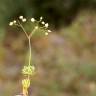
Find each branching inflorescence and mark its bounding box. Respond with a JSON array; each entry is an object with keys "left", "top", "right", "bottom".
[{"left": 9, "top": 16, "right": 52, "bottom": 96}]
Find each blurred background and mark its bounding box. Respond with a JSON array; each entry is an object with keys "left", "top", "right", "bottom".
[{"left": 0, "top": 0, "right": 96, "bottom": 96}]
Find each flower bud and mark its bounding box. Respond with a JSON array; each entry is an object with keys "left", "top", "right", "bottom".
[
  {"left": 19, "top": 16, "right": 23, "bottom": 19},
  {"left": 9, "top": 22, "right": 13, "bottom": 26},
  {"left": 45, "top": 23, "right": 49, "bottom": 28},
  {"left": 31, "top": 18, "right": 35, "bottom": 22}
]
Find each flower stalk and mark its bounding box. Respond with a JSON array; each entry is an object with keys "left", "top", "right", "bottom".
[{"left": 9, "top": 16, "right": 52, "bottom": 96}]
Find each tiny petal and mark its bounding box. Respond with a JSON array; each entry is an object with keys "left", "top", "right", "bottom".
[
  {"left": 35, "top": 26, "right": 38, "bottom": 29},
  {"left": 9, "top": 22, "right": 13, "bottom": 26},
  {"left": 19, "top": 16, "right": 23, "bottom": 19},
  {"left": 22, "top": 18, "right": 26, "bottom": 22},
  {"left": 31, "top": 18, "right": 35, "bottom": 22},
  {"left": 45, "top": 32, "right": 48, "bottom": 35},
  {"left": 48, "top": 30, "right": 52, "bottom": 32},
  {"left": 13, "top": 20, "right": 16, "bottom": 24},
  {"left": 45, "top": 23, "right": 49, "bottom": 28},
  {"left": 41, "top": 21, "right": 45, "bottom": 24},
  {"left": 40, "top": 16, "right": 43, "bottom": 20}
]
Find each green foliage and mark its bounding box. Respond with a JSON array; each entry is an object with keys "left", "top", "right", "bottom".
[{"left": 22, "top": 65, "right": 35, "bottom": 75}]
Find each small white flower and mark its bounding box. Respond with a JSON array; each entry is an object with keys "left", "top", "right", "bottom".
[
  {"left": 45, "top": 32, "right": 48, "bottom": 35},
  {"left": 31, "top": 18, "right": 35, "bottom": 22},
  {"left": 35, "top": 26, "right": 38, "bottom": 29},
  {"left": 9, "top": 22, "right": 13, "bottom": 26},
  {"left": 13, "top": 20, "right": 16, "bottom": 24},
  {"left": 45, "top": 23, "right": 49, "bottom": 28},
  {"left": 22, "top": 18, "right": 26, "bottom": 22},
  {"left": 19, "top": 16, "right": 23, "bottom": 19},
  {"left": 48, "top": 30, "right": 52, "bottom": 32},
  {"left": 41, "top": 21, "right": 45, "bottom": 24},
  {"left": 40, "top": 16, "right": 43, "bottom": 20}
]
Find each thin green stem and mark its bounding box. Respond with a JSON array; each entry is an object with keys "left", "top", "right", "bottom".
[
  {"left": 17, "top": 20, "right": 29, "bottom": 39},
  {"left": 29, "top": 28, "right": 36, "bottom": 38},
  {"left": 28, "top": 37, "right": 31, "bottom": 66},
  {"left": 17, "top": 20, "right": 37, "bottom": 67}
]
